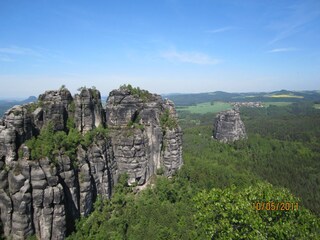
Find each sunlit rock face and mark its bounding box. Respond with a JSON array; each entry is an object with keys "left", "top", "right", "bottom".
[
  {"left": 213, "top": 109, "right": 247, "bottom": 143},
  {"left": 0, "top": 86, "right": 183, "bottom": 239},
  {"left": 105, "top": 87, "right": 183, "bottom": 185},
  {"left": 74, "top": 88, "right": 105, "bottom": 133}
]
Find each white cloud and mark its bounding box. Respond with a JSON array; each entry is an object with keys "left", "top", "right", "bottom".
[
  {"left": 161, "top": 49, "right": 221, "bottom": 65},
  {"left": 206, "top": 26, "right": 234, "bottom": 34},
  {"left": 268, "top": 48, "right": 298, "bottom": 53},
  {"left": 0, "top": 46, "right": 41, "bottom": 57}
]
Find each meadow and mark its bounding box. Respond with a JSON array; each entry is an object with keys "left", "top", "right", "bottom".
[
  {"left": 177, "top": 101, "right": 232, "bottom": 114},
  {"left": 269, "top": 94, "right": 304, "bottom": 98},
  {"left": 177, "top": 101, "right": 294, "bottom": 113},
  {"left": 263, "top": 102, "right": 293, "bottom": 107}
]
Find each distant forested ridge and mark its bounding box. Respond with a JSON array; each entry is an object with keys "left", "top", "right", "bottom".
[
  {"left": 0, "top": 96, "right": 37, "bottom": 116},
  {"left": 167, "top": 90, "right": 320, "bottom": 106}
]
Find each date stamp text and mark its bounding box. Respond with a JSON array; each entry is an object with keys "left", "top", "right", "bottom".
[{"left": 253, "top": 202, "right": 299, "bottom": 211}]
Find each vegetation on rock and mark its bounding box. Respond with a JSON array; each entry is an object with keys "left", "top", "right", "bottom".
[
  {"left": 160, "top": 109, "right": 178, "bottom": 130},
  {"left": 25, "top": 122, "right": 81, "bottom": 162},
  {"left": 120, "top": 84, "right": 152, "bottom": 101},
  {"left": 25, "top": 120, "right": 108, "bottom": 163},
  {"left": 127, "top": 112, "right": 144, "bottom": 130}
]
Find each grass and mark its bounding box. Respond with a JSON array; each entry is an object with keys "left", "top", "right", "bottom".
[
  {"left": 263, "top": 102, "right": 293, "bottom": 107},
  {"left": 177, "top": 101, "right": 232, "bottom": 114},
  {"left": 177, "top": 101, "right": 296, "bottom": 114},
  {"left": 314, "top": 104, "right": 320, "bottom": 109},
  {"left": 177, "top": 101, "right": 300, "bottom": 114},
  {"left": 268, "top": 94, "right": 304, "bottom": 99}
]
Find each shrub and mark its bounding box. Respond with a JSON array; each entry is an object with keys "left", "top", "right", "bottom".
[
  {"left": 193, "top": 183, "right": 320, "bottom": 239},
  {"left": 120, "top": 84, "right": 152, "bottom": 102},
  {"left": 81, "top": 125, "right": 109, "bottom": 148},
  {"left": 160, "top": 109, "right": 178, "bottom": 130},
  {"left": 25, "top": 122, "right": 109, "bottom": 164}
]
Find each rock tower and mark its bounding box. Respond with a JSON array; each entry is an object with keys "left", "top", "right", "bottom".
[
  {"left": 0, "top": 85, "right": 183, "bottom": 239},
  {"left": 213, "top": 109, "right": 247, "bottom": 143}
]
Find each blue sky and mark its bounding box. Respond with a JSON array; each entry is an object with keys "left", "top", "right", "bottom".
[{"left": 0, "top": 0, "right": 319, "bottom": 98}]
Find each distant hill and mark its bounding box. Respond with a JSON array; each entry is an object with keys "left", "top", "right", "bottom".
[
  {"left": 0, "top": 96, "right": 37, "bottom": 117},
  {"left": 166, "top": 90, "right": 320, "bottom": 106}
]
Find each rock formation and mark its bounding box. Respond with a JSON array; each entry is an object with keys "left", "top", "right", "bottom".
[
  {"left": 213, "top": 109, "right": 247, "bottom": 143},
  {"left": 74, "top": 87, "right": 105, "bottom": 133},
  {"left": 106, "top": 86, "right": 183, "bottom": 184},
  {"left": 0, "top": 85, "right": 183, "bottom": 239}
]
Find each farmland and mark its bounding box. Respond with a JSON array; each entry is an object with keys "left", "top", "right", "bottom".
[{"left": 176, "top": 101, "right": 232, "bottom": 114}]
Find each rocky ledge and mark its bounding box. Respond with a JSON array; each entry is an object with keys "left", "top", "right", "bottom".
[
  {"left": 213, "top": 109, "right": 247, "bottom": 143},
  {"left": 0, "top": 85, "right": 183, "bottom": 239}
]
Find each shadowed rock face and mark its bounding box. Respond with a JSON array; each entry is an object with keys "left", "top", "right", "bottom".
[
  {"left": 0, "top": 86, "right": 183, "bottom": 240},
  {"left": 213, "top": 109, "right": 247, "bottom": 143}
]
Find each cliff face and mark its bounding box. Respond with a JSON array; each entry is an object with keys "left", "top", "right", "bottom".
[
  {"left": 0, "top": 86, "right": 183, "bottom": 240},
  {"left": 106, "top": 87, "right": 182, "bottom": 184},
  {"left": 74, "top": 88, "right": 105, "bottom": 133},
  {"left": 213, "top": 109, "right": 247, "bottom": 143}
]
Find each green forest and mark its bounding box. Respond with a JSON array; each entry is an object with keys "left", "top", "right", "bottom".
[
  {"left": 67, "top": 101, "right": 320, "bottom": 239},
  {"left": 167, "top": 90, "right": 320, "bottom": 106}
]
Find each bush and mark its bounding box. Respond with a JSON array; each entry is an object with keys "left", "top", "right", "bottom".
[
  {"left": 120, "top": 84, "right": 152, "bottom": 102},
  {"left": 81, "top": 125, "right": 109, "bottom": 148},
  {"left": 126, "top": 113, "right": 144, "bottom": 130},
  {"left": 160, "top": 109, "right": 178, "bottom": 130},
  {"left": 193, "top": 183, "right": 320, "bottom": 239},
  {"left": 25, "top": 122, "right": 108, "bottom": 163}
]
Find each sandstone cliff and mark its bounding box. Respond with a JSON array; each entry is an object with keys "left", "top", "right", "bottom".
[
  {"left": 0, "top": 85, "right": 183, "bottom": 239},
  {"left": 213, "top": 109, "right": 247, "bottom": 143}
]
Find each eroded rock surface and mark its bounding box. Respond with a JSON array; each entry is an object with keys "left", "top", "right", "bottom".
[
  {"left": 38, "top": 88, "right": 73, "bottom": 131},
  {"left": 213, "top": 109, "right": 247, "bottom": 143},
  {"left": 106, "top": 87, "right": 183, "bottom": 184},
  {"left": 0, "top": 86, "right": 183, "bottom": 239},
  {"left": 74, "top": 88, "right": 105, "bottom": 133}
]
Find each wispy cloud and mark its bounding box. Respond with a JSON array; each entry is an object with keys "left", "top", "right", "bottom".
[
  {"left": 0, "top": 46, "right": 42, "bottom": 57},
  {"left": 161, "top": 49, "right": 221, "bottom": 65},
  {"left": 206, "top": 26, "right": 234, "bottom": 34},
  {"left": 0, "top": 46, "right": 75, "bottom": 65},
  {"left": 268, "top": 47, "right": 298, "bottom": 53},
  {"left": 268, "top": 3, "right": 320, "bottom": 44}
]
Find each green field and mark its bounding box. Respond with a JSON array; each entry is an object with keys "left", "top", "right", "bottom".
[
  {"left": 268, "top": 94, "right": 304, "bottom": 99},
  {"left": 263, "top": 102, "right": 293, "bottom": 107},
  {"left": 314, "top": 103, "right": 320, "bottom": 109},
  {"left": 177, "top": 101, "right": 232, "bottom": 114},
  {"left": 177, "top": 101, "right": 296, "bottom": 114}
]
